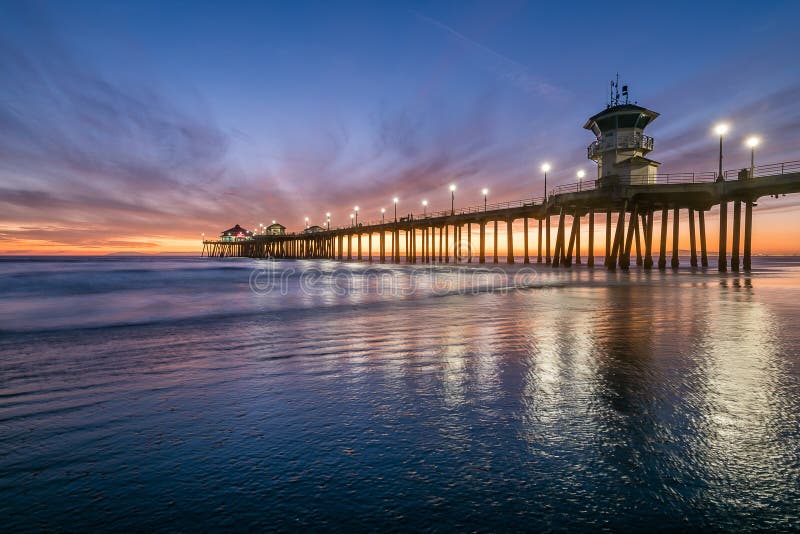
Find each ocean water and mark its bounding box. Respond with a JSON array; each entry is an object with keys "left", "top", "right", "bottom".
[{"left": 1, "top": 256, "right": 799, "bottom": 530}]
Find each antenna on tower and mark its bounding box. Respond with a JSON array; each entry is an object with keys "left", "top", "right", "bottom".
[
  {"left": 609, "top": 74, "right": 623, "bottom": 107},
  {"left": 622, "top": 84, "right": 629, "bottom": 104}
]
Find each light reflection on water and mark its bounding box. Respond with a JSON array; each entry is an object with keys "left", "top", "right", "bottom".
[{"left": 0, "top": 256, "right": 799, "bottom": 530}]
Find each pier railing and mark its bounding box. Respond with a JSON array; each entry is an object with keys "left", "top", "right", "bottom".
[
  {"left": 588, "top": 134, "right": 654, "bottom": 159},
  {"left": 548, "top": 163, "right": 800, "bottom": 196},
  {"left": 328, "top": 196, "right": 546, "bottom": 230},
  {"left": 724, "top": 159, "right": 800, "bottom": 180}
]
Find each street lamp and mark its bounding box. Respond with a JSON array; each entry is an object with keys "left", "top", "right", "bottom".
[
  {"left": 746, "top": 136, "right": 760, "bottom": 179},
  {"left": 350, "top": 213, "right": 354, "bottom": 227},
  {"left": 577, "top": 169, "right": 585, "bottom": 191},
  {"left": 201, "top": 232, "right": 205, "bottom": 241},
  {"left": 354, "top": 206, "right": 359, "bottom": 226},
  {"left": 482, "top": 188, "right": 488, "bottom": 211},
  {"left": 326, "top": 212, "right": 331, "bottom": 230},
  {"left": 393, "top": 197, "right": 399, "bottom": 222},
  {"left": 422, "top": 200, "right": 428, "bottom": 217},
  {"left": 381, "top": 207, "right": 386, "bottom": 224},
  {"left": 450, "top": 184, "right": 456, "bottom": 215},
  {"left": 304, "top": 216, "right": 309, "bottom": 228},
  {"left": 714, "top": 123, "right": 729, "bottom": 181},
  {"left": 541, "top": 163, "right": 551, "bottom": 200}
]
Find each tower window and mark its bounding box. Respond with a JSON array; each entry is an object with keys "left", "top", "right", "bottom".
[{"left": 618, "top": 113, "right": 640, "bottom": 128}]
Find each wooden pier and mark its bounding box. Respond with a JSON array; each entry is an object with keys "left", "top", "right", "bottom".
[
  {"left": 203, "top": 97, "right": 800, "bottom": 272},
  {"left": 202, "top": 160, "right": 800, "bottom": 272}
]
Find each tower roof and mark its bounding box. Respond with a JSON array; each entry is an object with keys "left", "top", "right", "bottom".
[
  {"left": 584, "top": 103, "right": 659, "bottom": 131},
  {"left": 221, "top": 224, "right": 251, "bottom": 236}
]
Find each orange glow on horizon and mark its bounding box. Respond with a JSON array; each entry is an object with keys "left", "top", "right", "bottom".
[{"left": 2, "top": 203, "right": 799, "bottom": 256}]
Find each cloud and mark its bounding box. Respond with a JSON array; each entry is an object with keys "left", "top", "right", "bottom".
[
  {"left": 412, "top": 10, "right": 560, "bottom": 98},
  {"left": 0, "top": 15, "right": 294, "bottom": 251}
]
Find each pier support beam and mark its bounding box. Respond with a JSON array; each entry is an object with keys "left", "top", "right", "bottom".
[
  {"left": 553, "top": 208, "right": 566, "bottom": 267},
  {"left": 565, "top": 209, "right": 579, "bottom": 267},
  {"left": 456, "top": 225, "right": 461, "bottom": 263},
  {"left": 605, "top": 210, "right": 612, "bottom": 267},
  {"left": 689, "top": 209, "right": 697, "bottom": 267},
  {"left": 537, "top": 218, "right": 543, "bottom": 263},
  {"left": 622, "top": 204, "right": 638, "bottom": 269},
  {"left": 588, "top": 209, "right": 595, "bottom": 267},
  {"left": 444, "top": 224, "right": 450, "bottom": 263},
  {"left": 633, "top": 212, "right": 642, "bottom": 266},
  {"left": 438, "top": 226, "right": 443, "bottom": 263},
  {"left": 507, "top": 219, "right": 515, "bottom": 264},
  {"left": 467, "top": 223, "right": 472, "bottom": 263},
  {"left": 644, "top": 210, "right": 654, "bottom": 269},
  {"left": 523, "top": 217, "right": 529, "bottom": 263},
  {"left": 426, "top": 227, "right": 431, "bottom": 263},
  {"left": 743, "top": 201, "right": 753, "bottom": 271},
  {"left": 608, "top": 204, "right": 625, "bottom": 270},
  {"left": 575, "top": 213, "right": 581, "bottom": 264},
  {"left": 493, "top": 221, "right": 499, "bottom": 264},
  {"left": 347, "top": 234, "right": 352, "bottom": 261},
  {"left": 479, "top": 221, "right": 486, "bottom": 264},
  {"left": 395, "top": 228, "right": 400, "bottom": 263},
  {"left": 731, "top": 200, "right": 741, "bottom": 272},
  {"left": 658, "top": 208, "right": 668, "bottom": 270},
  {"left": 546, "top": 212, "right": 551, "bottom": 265},
  {"left": 699, "top": 210, "right": 708, "bottom": 268},
  {"left": 718, "top": 202, "right": 728, "bottom": 272},
  {"left": 671, "top": 207, "right": 680, "bottom": 269}
]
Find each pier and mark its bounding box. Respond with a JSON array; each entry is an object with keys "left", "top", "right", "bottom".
[
  {"left": 203, "top": 94, "right": 800, "bottom": 272},
  {"left": 202, "top": 160, "right": 800, "bottom": 272}
]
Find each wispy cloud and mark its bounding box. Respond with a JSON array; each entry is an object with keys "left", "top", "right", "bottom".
[{"left": 412, "top": 10, "right": 559, "bottom": 98}]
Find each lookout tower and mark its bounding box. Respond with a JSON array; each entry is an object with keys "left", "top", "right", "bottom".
[{"left": 583, "top": 79, "right": 660, "bottom": 186}]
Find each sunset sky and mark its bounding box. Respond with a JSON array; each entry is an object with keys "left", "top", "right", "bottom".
[{"left": 2, "top": 0, "right": 800, "bottom": 255}]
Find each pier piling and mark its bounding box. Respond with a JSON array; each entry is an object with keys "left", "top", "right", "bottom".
[
  {"left": 658, "top": 208, "right": 668, "bottom": 270},
  {"left": 731, "top": 201, "right": 741, "bottom": 272},
  {"left": 718, "top": 201, "right": 728, "bottom": 272}
]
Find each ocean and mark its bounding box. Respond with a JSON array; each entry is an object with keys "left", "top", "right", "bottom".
[{"left": 1, "top": 256, "right": 799, "bottom": 530}]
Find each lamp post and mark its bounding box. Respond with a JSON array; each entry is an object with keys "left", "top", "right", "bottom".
[
  {"left": 350, "top": 213, "right": 354, "bottom": 227},
  {"left": 305, "top": 216, "right": 309, "bottom": 229},
  {"left": 381, "top": 207, "right": 386, "bottom": 224},
  {"left": 201, "top": 232, "right": 204, "bottom": 241},
  {"left": 450, "top": 184, "right": 456, "bottom": 215},
  {"left": 541, "top": 163, "right": 551, "bottom": 200},
  {"left": 746, "top": 136, "right": 760, "bottom": 179},
  {"left": 577, "top": 169, "right": 585, "bottom": 191},
  {"left": 326, "top": 212, "right": 331, "bottom": 230},
  {"left": 482, "top": 188, "right": 488, "bottom": 211},
  {"left": 422, "top": 200, "right": 428, "bottom": 217},
  {"left": 393, "top": 197, "right": 399, "bottom": 222},
  {"left": 354, "top": 206, "right": 359, "bottom": 226},
  {"left": 714, "top": 123, "right": 729, "bottom": 181}
]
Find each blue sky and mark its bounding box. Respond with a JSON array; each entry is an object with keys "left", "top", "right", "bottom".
[{"left": 1, "top": 0, "right": 799, "bottom": 252}]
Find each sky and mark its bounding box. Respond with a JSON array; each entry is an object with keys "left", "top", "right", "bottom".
[{"left": 1, "top": 0, "right": 800, "bottom": 255}]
